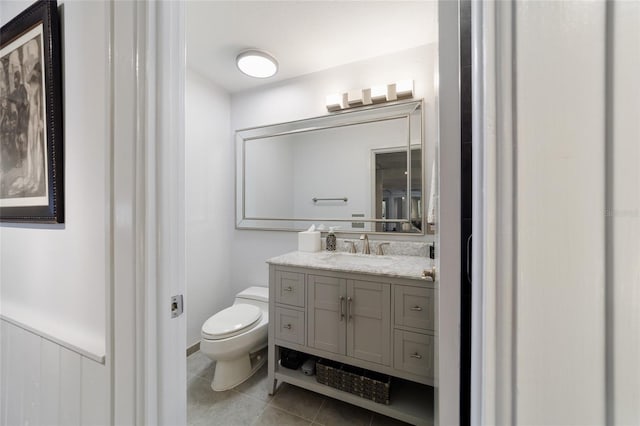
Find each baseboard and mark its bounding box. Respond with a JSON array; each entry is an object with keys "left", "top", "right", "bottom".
[{"left": 186, "top": 341, "right": 200, "bottom": 356}]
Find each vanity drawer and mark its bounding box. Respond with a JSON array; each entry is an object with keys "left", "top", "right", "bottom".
[
  {"left": 394, "top": 285, "right": 434, "bottom": 331},
  {"left": 275, "top": 307, "right": 305, "bottom": 346},
  {"left": 275, "top": 270, "right": 305, "bottom": 307},
  {"left": 393, "top": 330, "right": 434, "bottom": 379}
]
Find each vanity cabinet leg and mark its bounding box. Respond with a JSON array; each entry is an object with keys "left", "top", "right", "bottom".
[{"left": 268, "top": 342, "right": 278, "bottom": 395}]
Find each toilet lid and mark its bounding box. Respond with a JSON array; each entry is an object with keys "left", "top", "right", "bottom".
[{"left": 202, "top": 304, "right": 262, "bottom": 340}]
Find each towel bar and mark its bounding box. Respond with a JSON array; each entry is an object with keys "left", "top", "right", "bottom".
[{"left": 312, "top": 197, "right": 348, "bottom": 203}]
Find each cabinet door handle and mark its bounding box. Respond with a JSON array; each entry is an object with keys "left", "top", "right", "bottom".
[
  {"left": 410, "top": 306, "right": 423, "bottom": 311},
  {"left": 467, "top": 234, "right": 472, "bottom": 284},
  {"left": 339, "top": 296, "right": 345, "bottom": 321},
  {"left": 347, "top": 297, "right": 353, "bottom": 321},
  {"left": 410, "top": 352, "right": 422, "bottom": 359},
  {"left": 283, "top": 286, "right": 293, "bottom": 292},
  {"left": 283, "top": 324, "right": 292, "bottom": 330}
]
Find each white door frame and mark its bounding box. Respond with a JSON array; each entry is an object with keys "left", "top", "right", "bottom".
[
  {"left": 437, "top": 1, "right": 461, "bottom": 425},
  {"left": 148, "top": 1, "right": 187, "bottom": 423},
  {"left": 111, "top": 1, "right": 186, "bottom": 424},
  {"left": 470, "top": 1, "right": 517, "bottom": 425}
]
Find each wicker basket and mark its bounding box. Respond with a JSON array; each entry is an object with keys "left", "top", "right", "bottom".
[{"left": 315, "top": 359, "right": 391, "bottom": 404}]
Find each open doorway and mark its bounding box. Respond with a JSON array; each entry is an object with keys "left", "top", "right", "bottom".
[{"left": 179, "top": 1, "right": 464, "bottom": 425}]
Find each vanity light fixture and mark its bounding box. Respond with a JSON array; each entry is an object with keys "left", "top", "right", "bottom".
[
  {"left": 236, "top": 49, "right": 278, "bottom": 78},
  {"left": 395, "top": 79, "right": 415, "bottom": 99},
  {"left": 326, "top": 79, "right": 414, "bottom": 111},
  {"left": 347, "top": 89, "right": 364, "bottom": 107},
  {"left": 325, "top": 93, "right": 344, "bottom": 111},
  {"left": 370, "top": 85, "right": 387, "bottom": 103}
]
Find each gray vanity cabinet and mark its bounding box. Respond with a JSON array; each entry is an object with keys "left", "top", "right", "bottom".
[
  {"left": 268, "top": 262, "right": 435, "bottom": 425},
  {"left": 307, "top": 275, "right": 391, "bottom": 366}
]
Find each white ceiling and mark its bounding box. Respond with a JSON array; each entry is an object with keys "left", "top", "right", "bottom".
[{"left": 186, "top": 1, "right": 438, "bottom": 94}]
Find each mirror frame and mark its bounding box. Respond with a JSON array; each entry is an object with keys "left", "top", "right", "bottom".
[{"left": 235, "top": 99, "right": 426, "bottom": 234}]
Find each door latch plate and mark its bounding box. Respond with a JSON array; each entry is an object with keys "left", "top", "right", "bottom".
[{"left": 171, "top": 294, "right": 184, "bottom": 318}]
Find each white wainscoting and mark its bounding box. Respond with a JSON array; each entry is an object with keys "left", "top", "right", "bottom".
[{"left": 0, "top": 319, "right": 110, "bottom": 426}]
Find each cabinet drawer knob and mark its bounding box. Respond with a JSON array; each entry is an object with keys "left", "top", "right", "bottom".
[
  {"left": 410, "top": 352, "right": 422, "bottom": 359},
  {"left": 410, "top": 305, "right": 423, "bottom": 311},
  {"left": 283, "top": 324, "right": 292, "bottom": 330},
  {"left": 283, "top": 286, "right": 293, "bottom": 292}
]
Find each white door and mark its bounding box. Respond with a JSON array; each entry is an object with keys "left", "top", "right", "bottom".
[{"left": 147, "top": 1, "right": 463, "bottom": 425}]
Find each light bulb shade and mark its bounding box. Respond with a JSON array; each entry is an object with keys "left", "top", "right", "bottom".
[
  {"left": 347, "top": 89, "right": 363, "bottom": 106},
  {"left": 326, "top": 93, "right": 343, "bottom": 111},
  {"left": 370, "top": 85, "right": 387, "bottom": 102},
  {"left": 236, "top": 50, "right": 278, "bottom": 78},
  {"left": 396, "top": 79, "right": 414, "bottom": 99}
]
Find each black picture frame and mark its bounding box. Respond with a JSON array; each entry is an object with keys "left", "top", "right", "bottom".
[{"left": 0, "top": 0, "right": 63, "bottom": 223}]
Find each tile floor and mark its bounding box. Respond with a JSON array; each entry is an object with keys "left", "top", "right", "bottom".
[{"left": 187, "top": 351, "right": 410, "bottom": 426}]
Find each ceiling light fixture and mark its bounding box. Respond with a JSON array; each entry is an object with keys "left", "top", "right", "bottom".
[{"left": 236, "top": 49, "right": 278, "bottom": 78}]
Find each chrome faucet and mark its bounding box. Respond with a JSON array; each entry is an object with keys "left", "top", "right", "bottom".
[
  {"left": 359, "top": 234, "right": 371, "bottom": 254},
  {"left": 345, "top": 240, "right": 357, "bottom": 253},
  {"left": 376, "top": 242, "right": 390, "bottom": 255}
]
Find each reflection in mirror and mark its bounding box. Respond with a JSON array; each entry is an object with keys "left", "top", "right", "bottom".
[
  {"left": 236, "top": 100, "right": 424, "bottom": 234},
  {"left": 373, "top": 147, "right": 422, "bottom": 232}
]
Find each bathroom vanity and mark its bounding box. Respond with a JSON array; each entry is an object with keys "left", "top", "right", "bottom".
[{"left": 267, "top": 250, "right": 435, "bottom": 426}]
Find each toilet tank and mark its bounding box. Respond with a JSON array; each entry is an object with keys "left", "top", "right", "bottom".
[{"left": 234, "top": 286, "right": 269, "bottom": 309}]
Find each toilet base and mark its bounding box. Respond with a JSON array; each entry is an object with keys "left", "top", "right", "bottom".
[{"left": 211, "top": 348, "right": 267, "bottom": 391}]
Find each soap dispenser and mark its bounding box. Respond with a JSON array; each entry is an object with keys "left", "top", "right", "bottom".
[{"left": 326, "top": 227, "right": 338, "bottom": 251}]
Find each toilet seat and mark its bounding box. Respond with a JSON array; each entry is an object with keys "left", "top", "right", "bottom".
[{"left": 202, "top": 304, "right": 262, "bottom": 340}]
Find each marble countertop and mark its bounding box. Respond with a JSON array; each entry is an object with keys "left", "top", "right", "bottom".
[{"left": 267, "top": 250, "right": 434, "bottom": 281}]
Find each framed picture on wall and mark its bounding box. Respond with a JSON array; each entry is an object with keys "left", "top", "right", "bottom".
[{"left": 0, "top": 0, "right": 63, "bottom": 223}]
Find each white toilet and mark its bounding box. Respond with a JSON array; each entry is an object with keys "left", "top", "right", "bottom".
[{"left": 200, "top": 286, "right": 269, "bottom": 391}]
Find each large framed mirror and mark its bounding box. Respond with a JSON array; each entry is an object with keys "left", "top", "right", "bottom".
[{"left": 236, "top": 100, "right": 425, "bottom": 234}]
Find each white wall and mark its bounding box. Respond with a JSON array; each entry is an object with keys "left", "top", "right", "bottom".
[
  {"left": 0, "top": 0, "right": 110, "bottom": 424},
  {"left": 185, "top": 68, "right": 234, "bottom": 348},
  {"left": 515, "top": 1, "right": 606, "bottom": 423},
  {"left": 229, "top": 45, "right": 437, "bottom": 297},
  {"left": 0, "top": 0, "right": 108, "bottom": 360}
]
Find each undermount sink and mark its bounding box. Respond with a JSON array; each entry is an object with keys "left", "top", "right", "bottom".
[{"left": 318, "top": 252, "right": 394, "bottom": 266}]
